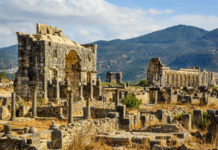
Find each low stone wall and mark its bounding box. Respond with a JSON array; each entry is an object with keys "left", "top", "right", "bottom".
[{"left": 50, "top": 118, "right": 117, "bottom": 149}]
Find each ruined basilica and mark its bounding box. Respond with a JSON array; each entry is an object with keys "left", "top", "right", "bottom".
[{"left": 147, "top": 58, "right": 216, "bottom": 88}]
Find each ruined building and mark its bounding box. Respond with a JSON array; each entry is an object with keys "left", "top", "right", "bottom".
[
  {"left": 106, "top": 72, "right": 122, "bottom": 84},
  {"left": 147, "top": 58, "right": 216, "bottom": 88},
  {"left": 15, "top": 24, "right": 101, "bottom": 101}
]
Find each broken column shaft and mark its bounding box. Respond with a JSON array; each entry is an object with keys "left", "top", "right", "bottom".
[
  {"left": 10, "top": 92, "right": 16, "bottom": 120},
  {"left": 68, "top": 91, "right": 73, "bottom": 124},
  {"left": 86, "top": 98, "right": 91, "bottom": 119}
]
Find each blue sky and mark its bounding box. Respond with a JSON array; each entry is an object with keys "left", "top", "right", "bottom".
[
  {"left": 107, "top": 0, "right": 218, "bottom": 15},
  {"left": 0, "top": 0, "right": 217, "bottom": 47}
]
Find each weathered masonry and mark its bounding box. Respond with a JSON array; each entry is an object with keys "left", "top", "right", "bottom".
[
  {"left": 147, "top": 58, "right": 216, "bottom": 88},
  {"left": 106, "top": 72, "right": 122, "bottom": 84},
  {"left": 15, "top": 24, "right": 100, "bottom": 101}
]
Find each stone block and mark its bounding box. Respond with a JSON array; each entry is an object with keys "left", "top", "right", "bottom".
[
  {"left": 18, "top": 106, "right": 30, "bottom": 117},
  {"left": 193, "top": 110, "right": 202, "bottom": 129},
  {"left": 140, "top": 115, "right": 146, "bottom": 127},
  {"left": 107, "top": 112, "right": 119, "bottom": 118},
  {"left": 181, "top": 114, "right": 191, "bottom": 130},
  {"left": 117, "top": 105, "right": 126, "bottom": 119},
  {"left": 167, "top": 115, "right": 172, "bottom": 124},
  {"left": 0, "top": 105, "right": 10, "bottom": 120},
  {"left": 51, "top": 129, "right": 63, "bottom": 149},
  {"left": 155, "top": 110, "right": 163, "bottom": 122},
  {"left": 119, "top": 118, "right": 130, "bottom": 131}
]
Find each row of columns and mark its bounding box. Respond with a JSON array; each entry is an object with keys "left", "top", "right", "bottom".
[{"left": 165, "top": 72, "right": 200, "bottom": 88}]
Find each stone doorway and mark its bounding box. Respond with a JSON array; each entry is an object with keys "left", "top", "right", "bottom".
[{"left": 65, "top": 50, "right": 81, "bottom": 100}]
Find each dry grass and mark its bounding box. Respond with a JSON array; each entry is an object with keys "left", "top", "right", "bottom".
[{"left": 67, "top": 124, "right": 112, "bottom": 150}]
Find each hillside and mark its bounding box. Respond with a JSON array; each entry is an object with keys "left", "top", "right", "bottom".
[
  {"left": 95, "top": 25, "right": 214, "bottom": 81},
  {"left": 0, "top": 45, "right": 18, "bottom": 69},
  {"left": 0, "top": 25, "right": 217, "bottom": 81}
]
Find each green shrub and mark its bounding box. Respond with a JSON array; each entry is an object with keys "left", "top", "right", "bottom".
[
  {"left": 123, "top": 94, "right": 142, "bottom": 109},
  {"left": 137, "top": 79, "right": 147, "bottom": 87},
  {"left": 39, "top": 98, "right": 46, "bottom": 105},
  {"left": 203, "top": 112, "right": 211, "bottom": 129}
]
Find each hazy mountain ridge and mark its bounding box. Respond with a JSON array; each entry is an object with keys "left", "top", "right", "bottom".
[{"left": 0, "top": 25, "right": 217, "bottom": 81}]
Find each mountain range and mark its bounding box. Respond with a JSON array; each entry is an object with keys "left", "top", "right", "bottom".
[{"left": 0, "top": 25, "right": 217, "bottom": 81}]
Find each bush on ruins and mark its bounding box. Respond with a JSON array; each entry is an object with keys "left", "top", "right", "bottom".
[
  {"left": 137, "top": 79, "right": 148, "bottom": 87},
  {"left": 123, "top": 94, "right": 142, "bottom": 110}
]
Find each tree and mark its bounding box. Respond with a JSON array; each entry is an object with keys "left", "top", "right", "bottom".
[
  {"left": 123, "top": 94, "right": 142, "bottom": 109},
  {"left": 138, "top": 79, "right": 147, "bottom": 87}
]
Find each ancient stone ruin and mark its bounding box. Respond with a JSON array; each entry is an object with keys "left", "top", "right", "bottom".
[
  {"left": 14, "top": 23, "right": 101, "bottom": 102},
  {"left": 147, "top": 57, "right": 216, "bottom": 88},
  {"left": 106, "top": 72, "right": 122, "bottom": 84},
  {"left": 0, "top": 24, "right": 217, "bottom": 150}
]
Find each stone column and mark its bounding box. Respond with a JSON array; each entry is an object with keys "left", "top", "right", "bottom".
[
  {"left": 117, "top": 73, "right": 122, "bottom": 84},
  {"left": 115, "top": 89, "right": 120, "bottom": 109},
  {"left": 58, "top": 107, "right": 64, "bottom": 119},
  {"left": 174, "top": 73, "right": 177, "bottom": 87},
  {"left": 53, "top": 78, "right": 60, "bottom": 100},
  {"left": 97, "top": 77, "right": 102, "bottom": 96},
  {"left": 79, "top": 82, "right": 84, "bottom": 101},
  {"left": 86, "top": 98, "right": 91, "bottom": 119},
  {"left": 154, "top": 90, "right": 158, "bottom": 104},
  {"left": 32, "top": 87, "right": 38, "bottom": 118},
  {"left": 169, "top": 88, "right": 173, "bottom": 104},
  {"left": 11, "top": 92, "right": 16, "bottom": 120},
  {"left": 177, "top": 73, "right": 180, "bottom": 88},
  {"left": 106, "top": 72, "right": 111, "bottom": 82},
  {"left": 89, "top": 82, "right": 94, "bottom": 101},
  {"left": 68, "top": 91, "right": 73, "bottom": 124}
]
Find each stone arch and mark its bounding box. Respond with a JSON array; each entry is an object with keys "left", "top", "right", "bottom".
[{"left": 65, "top": 50, "right": 81, "bottom": 100}]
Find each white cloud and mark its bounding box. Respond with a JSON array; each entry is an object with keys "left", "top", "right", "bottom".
[
  {"left": 168, "top": 15, "right": 218, "bottom": 30},
  {"left": 0, "top": 0, "right": 217, "bottom": 47},
  {"left": 147, "top": 8, "right": 174, "bottom": 15}
]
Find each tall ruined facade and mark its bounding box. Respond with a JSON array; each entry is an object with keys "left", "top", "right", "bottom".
[
  {"left": 15, "top": 24, "right": 100, "bottom": 101},
  {"left": 147, "top": 58, "right": 216, "bottom": 88}
]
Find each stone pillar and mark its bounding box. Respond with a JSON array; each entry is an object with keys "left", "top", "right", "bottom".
[
  {"left": 11, "top": 92, "right": 16, "bottom": 120},
  {"left": 174, "top": 73, "right": 177, "bottom": 87},
  {"left": 116, "top": 73, "right": 122, "bottom": 84},
  {"left": 96, "top": 77, "right": 102, "bottom": 97},
  {"left": 106, "top": 72, "right": 111, "bottom": 82},
  {"left": 89, "top": 82, "right": 94, "bottom": 101},
  {"left": 53, "top": 78, "right": 60, "bottom": 100},
  {"left": 58, "top": 107, "right": 64, "bottom": 119},
  {"left": 169, "top": 73, "right": 172, "bottom": 87},
  {"left": 86, "top": 98, "right": 91, "bottom": 119},
  {"left": 68, "top": 91, "right": 73, "bottom": 124},
  {"left": 181, "top": 114, "right": 191, "bottom": 130},
  {"left": 115, "top": 89, "right": 120, "bottom": 109},
  {"left": 193, "top": 110, "right": 202, "bottom": 129},
  {"left": 169, "top": 87, "right": 173, "bottom": 104},
  {"left": 32, "top": 87, "right": 38, "bottom": 118},
  {"left": 154, "top": 90, "right": 158, "bottom": 104},
  {"left": 177, "top": 74, "right": 180, "bottom": 88},
  {"left": 79, "top": 82, "right": 84, "bottom": 101}
]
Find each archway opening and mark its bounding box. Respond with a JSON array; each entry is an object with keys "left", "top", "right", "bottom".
[{"left": 65, "top": 50, "right": 81, "bottom": 100}]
